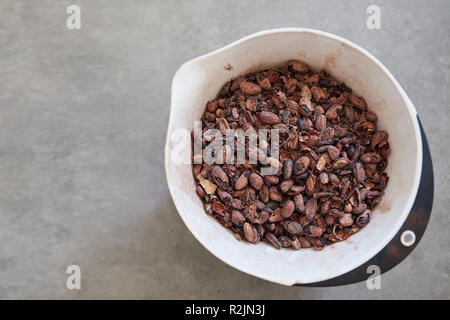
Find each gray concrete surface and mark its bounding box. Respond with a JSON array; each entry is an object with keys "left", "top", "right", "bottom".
[{"left": 0, "top": 0, "right": 449, "bottom": 299}]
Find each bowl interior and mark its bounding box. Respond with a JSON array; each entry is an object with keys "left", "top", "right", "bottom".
[{"left": 166, "top": 29, "right": 421, "bottom": 285}]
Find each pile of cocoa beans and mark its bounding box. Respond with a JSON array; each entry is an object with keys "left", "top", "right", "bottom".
[{"left": 192, "top": 60, "right": 390, "bottom": 250}]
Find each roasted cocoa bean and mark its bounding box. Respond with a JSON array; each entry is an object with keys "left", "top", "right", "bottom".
[
  {"left": 339, "top": 214, "right": 354, "bottom": 227},
  {"left": 264, "top": 175, "right": 279, "bottom": 186},
  {"left": 294, "top": 156, "right": 310, "bottom": 175},
  {"left": 266, "top": 233, "right": 282, "bottom": 249},
  {"left": 285, "top": 221, "right": 303, "bottom": 235},
  {"left": 327, "top": 145, "right": 340, "bottom": 161},
  {"left": 349, "top": 94, "right": 366, "bottom": 111},
  {"left": 231, "top": 210, "right": 246, "bottom": 226},
  {"left": 211, "top": 166, "right": 229, "bottom": 188},
  {"left": 260, "top": 111, "right": 281, "bottom": 124},
  {"left": 280, "top": 179, "right": 294, "bottom": 193},
  {"left": 269, "top": 186, "right": 283, "bottom": 202},
  {"left": 235, "top": 172, "right": 248, "bottom": 190},
  {"left": 305, "top": 198, "right": 318, "bottom": 220},
  {"left": 240, "top": 81, "right": 261, "bottom": 95},
  {"left": 356, "top": 209, "right": 371, "bottom": 227},
  {"left": 289, "top": 60, "right": 309, "bottom": 73},
  {"left": 293, "top": 193, "right": 305, "bottom": 212},
  {"left": 311, "top": 86, "right": 325, "bottom": 102},
  {"left": 353, "top": 162, "right": 367, "bottom": 183},
  {"left": 249, "top": 173, "right": 263, "bottom": 190},
  {"left": 305, "top": 225, "right": 323, "bottom": 237},
  {"left": 283, "top": 158, "right": 294, "bottom": 179},
  {"left": 319, "top": 172, "right": 329, "bottom": 184},
  {"left": 281, "top": 200, "right": 295, "bottom": 218},
  {"left": 243, "top": 222, "right": 259, "bottom": 244}
]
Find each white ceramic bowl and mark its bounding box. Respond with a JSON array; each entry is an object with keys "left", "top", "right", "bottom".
[{"left": 165, "top": 28, "right": 422, "bottom": 285}]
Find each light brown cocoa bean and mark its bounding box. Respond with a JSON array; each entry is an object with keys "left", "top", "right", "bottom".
[
  {"left": 240, "top": 81, "right": 261, "bottom": 95},
  {"left": 281, "top": 200, "right": 295, "bottom": 218},
  {"left": 260, "top": 111, "right": 281, "bottom": 124}
]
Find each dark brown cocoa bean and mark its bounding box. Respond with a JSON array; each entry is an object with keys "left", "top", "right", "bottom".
[
  {"left": 325, "top": 215, "right": 334, "bottom": 225},
  {"left": 246, "top": 97, "right": 257, "bottom": 111},
  {"left": 248, "top": 199, "right": 260, "bottom": 211},
  {"left": 287, "top": 100, "right": 299, "bottom": 112},
  {"left": 231, "top": 210, "right": 246, "bottom": 226},
  {"left": 361, "top": 152, "right": 382, "bottom": 163},
  {"left": 273, "top": 123, "right": 289, "bottom": 134},
  {"left": 246, "top": 209, "right": 269, "bottom": 225},
  {"left": 339, "top": 214, "right": 354, "bottom": 227},
  {"left": 204, "top": 111, "right": 216, "bottom": 122},
  {"left": 283, "top": 159, "right": 293, "bottom": 179}
]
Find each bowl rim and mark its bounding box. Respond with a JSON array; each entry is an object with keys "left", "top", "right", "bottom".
[{"left": 165, "top": 28, "right": 423, "bottom": 285}]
